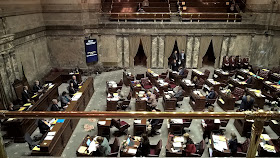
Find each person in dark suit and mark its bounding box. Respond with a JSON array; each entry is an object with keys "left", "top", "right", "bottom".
[
  {"left": 137, "top": 134, "right": 151, "bottom": 157},
  {"left": 178, "top": 67, "right": 184, "bottom": 76},
  {"left": 68, "top": 82, "right": 76, "bottom": 98},
  {"left": 229, "top": 133, "right": 238, "bottom": 156},
  {"left": 60, "top": 91, "right": 70, "bottom": 109},
  {"left": 179, "top": 50, "right": 186, "bottom": 68},
  {"left": 172, "top": 51, "right": 179, "bottom": 62},
  {"left": 50, "top": 99, "right": 60, "bottom": 111},
  {"left": 223, "top": 56, "right": 230, "bottom": 71},
  {"left": 206, "top": 87, "right": 216, "bottom": 100},
  {"left": 171, "top": 59, "right": 179, "bottom": 72},
  {"left": 230, "top": 56, "right": 236, "bottom": 70},
  {"left": 69, "top": 75, "right": 79, "bottom": 90},
  {"left": 38, "top": 119, "right": 50, "bottom": 134},
  {"left": 245, "top": 76, "right": 253, "bottom": 84},
  {"left": 22, "top": 86, "right": 31, "bottom": 104},
  {"left": 32, "top": 80, "right": 42, "bottom": 93},
  {"left": 240, "top": 95, "right": 254, "bottom": 111}
]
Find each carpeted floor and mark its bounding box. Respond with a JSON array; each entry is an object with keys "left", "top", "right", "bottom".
[{"left": 3, "top": 66, "right": 278, "bottom": 158}]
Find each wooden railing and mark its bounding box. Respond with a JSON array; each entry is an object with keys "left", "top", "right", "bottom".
[{"left": 1, "top": 110, "right": 279, "bottom": 158}]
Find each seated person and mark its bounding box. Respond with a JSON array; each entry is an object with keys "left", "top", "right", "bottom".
[
  {"left": 50, "top": 99, "right": 60, "bottom": 111},
  {"left": 174, "top": 87, "right": 184, "bottom": 107},
  {"left": 228, "top": 133, "right": 238, "bottom": 156},
  {"left": 60, "top": 91, "right": 70, "bottom": 109},
  {"left": 21, "top": 86, "right": 31, "bottom": 104},
  {"left": 8, "top": 102, "right": 20, "bottom": 111},
  {"left": 147, "top": 92, "right": 157, "bottom": 110},
  {"left": 148, "top": 110, "right": 163, "bottom": 136},
  {"left": 223, "top": 56, "right": 230, "bottom": 71},
  {"left": 178, "top": 67, "right": 184, "bottom": 75},
  {"left": 183, "top": 133, "right": 196, "bottom": 156},
  {"left": 240, "top": 95, "right": 254, "bottom": 111},
  {"left": 171, "top": 59, "right": 179, "bottom": 72},
  {"left": 96, "top": 136, "right": 111, "bottom": 157},
  {"left": 69, "top": 75, "right": 80, "bottom": 91},
  {"left": 137, "top": 134, "right": 151, "bottom": 157},
  {"left": 38, "top": 119, "right": 50, "bottom": 135},
  {"left": 245, "top": 75, "right": 253, "bottom": 84},
  {"left": 206, "top": 87, "right": 216, "bottom": 100},
  {"left": 68, "top": 82, "right": 76, "bottom": 98},
  {"left": 32, "top": 80, "right": 42, "bottom": 93}
]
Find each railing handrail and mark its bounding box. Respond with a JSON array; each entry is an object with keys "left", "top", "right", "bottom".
[
  {"left": 103, "top": 12, "right": 241, "bottom": 15},
  {"left": 1, "top": 110, "right": 279, "bottom": 120}
]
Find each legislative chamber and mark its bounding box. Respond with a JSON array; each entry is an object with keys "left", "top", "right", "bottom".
[{"left": 0, "top": 0, "right": 279, "bottom": 157}]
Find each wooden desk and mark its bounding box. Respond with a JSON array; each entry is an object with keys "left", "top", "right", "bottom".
[
  {"left": 130, "top": 82, "right": 142, "bottom": 98},
  {"left": 262, "top": 81, "right": 280, "bottom": 99},
  {"left": 120, "top": 136, "right": 141, "bottom": 157},
  {"left": 259, "top": 134, "right": 279, "bottom": 157},
  {"left": 31, "top": 77, "right": 94, "bottom": 156},
  {"left": 203, "top": 79, "right": 221, "bottom": 92},
  {"left": 168, "top": 119, "right": 184, "bottom": 135},
  {"left": 233, "top": 119, "right": 253, "bottom": 137},
  {"left": 106, "top": 100, "right": 118, "bottom": 111},
  {"left": 169, "top": 72, "right": 183, "bottom": 85},
  {"left": 133, "top": 119, "right": 146, "bottom": 136},
  {"left": 213, "top": 69, "right": 232, "bottom": 83},
  {"left": 135, "top": 99, "right": 147, "bottom": 111},
  {"left": 165, "top": 134, "right": 183, "bottom": 157},
  {"left": 189, "top": 91, "right": 206, "bottom": 111},
  {"left": 229, "top": 78, "right": 247, "bottom": 89},
  {"left": 3, "top": 84, "right": 59, "bottom": 142},
  {"left": 269, "top": 120, "right": 280, "bottom": 136},
  {"left": 162, "top": 94, "right": 177, "bottom": 111},
  {"left": 217, "top": 89, "right": 235, "bottom": 111},
  {"left": 246, "top": 88, "right": 265, "bottom": 108},
  {"left": 154, "top": 80, "right": 169, "bottom": 96},
  {"left": 209, "top": 134, "right": 230, "bottom": 157},
  {"left": 106, "top": 81, "right": 122, "bottom": 94},
  {"left": 76, "top": 135, "right": 98, "bottom": 156},
  {"left": 270, "top": 73, "right": 280, "bottom": 82},
  {"left": 191, "top": 69, "right": 206, "bottom": 81},
  {"left": 180, "top": 79, "right": 195, "bottom": 96},
  {"left": 235, "top": 69, "right": 249, "bottom": 81},
  {"left": 97, "top": 119, "right": 111, "bottom": 139},
  {"left": 45, "top": 70, "right": 82, "bottom": 84},
  {"left": 123, "top": 72, "right": 134, "bottom": 86},
  {"left": 146, "top": 72, "right": 158, "bottom": 85}
]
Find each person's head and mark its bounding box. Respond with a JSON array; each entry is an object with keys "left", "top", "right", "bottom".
[
  {"left": 141, "top": 133, "right": 149, "bottom": 142},
  {"left": 147, "top": 92, "right": 152, "bottom": 97},
  {"left": 225, "top": 56, "right": 229, "bottom": 60},
  {"left": 52, "top": 99, "right": 58, "bottom": 104},
  {"left": 181, "top": 50, "right": 185, "bottom": 53},
  {"left": 23, "top": 86, "right": 28, "bottom": 91},
  {"left": 173, "top": 59, "right": 176, "bottom": 63},
  {"left": 72, "top": 75, "right": 76, "bottom": 80},
  {"left": 246, "top": 95, "right": 251, "bottom": 102},
  {"left": 208, "top": 106, "right": 214, "bottom": 112},
  {"left": 193, "top": 76, "right": 198, "bottom": 81},
  {"left": 183, "top": 133, "right": 190, "bottom": 139},
  {"left": 231, "top": 133, "right": 237, "bottom": 139},
  {"left": 62, "top": 91, "right": 67, "bottom": 96},
  {"left": 210, "top": 87, "right": 214, "bottom": 91},
  {"left": 96, "top": 136, "right": 104, "bottom": 144},
  {"left": 174, "top": 51, "right": 178, "bottom": 54},
  {"left": 35, "top": 80, "right": 40, "bottom": 86},
  {"left": 179, "top": 67, "right": 183, "bottom": 71},
  {"left": 117, "top": 89, "right": 121, "bottom": 94},
  {"left": 8, "top": 102, "right": 14, "bottom": 109},
  {"left": 152, "top": 109, "right": 156, "bottom": 112}
]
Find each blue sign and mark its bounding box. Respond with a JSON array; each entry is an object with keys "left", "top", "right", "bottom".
[{"left": 85, "top": 39, "right": 98, "bottom": 63}]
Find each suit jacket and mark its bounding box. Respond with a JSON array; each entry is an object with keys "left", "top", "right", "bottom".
[
  {"left": 173, "top": 53, "right": 179, "bottom": 61},
  {"left": 99, "top": 138, "right": 111, "bottom": 157},
  {"left": 50, "top": 104, "right": 60, "bottom": 111},
  {"left": 70, "top": 79, "right": 79, "bottom": 90},
  {"left": 32, "top": 85, "right": 42, "bottom": 93},
  {"left": 174, "top": 89, "right": 184, "bottom": 98},
  {"left": 240, "top": 96, "right": 254, "bottom": 111},
  {"left": 171, "top": 62, "right": 179, "bottom": 72},
  {"left": 204, "top": 119, "right": 216, "bottom": 131},
  {"left": 38, "top": 120, "right": 50, "bottom": 134},
  {"left": 207, "top": 91, "right": 216, "bottom": 99},
  {"left": 21, "top": 90, "right": 30, "bottom": 104},
  {"left": 138, "top": 141, "right": 150, "bottom": 156},
  {"left": 150, "top": 119, "right": 161, "bottom": 127},
  {"left": 68, "top": 86, "right": 76, "bottom": 96},
  {"left": 229, "top": 138, "right": 238, "bottom": 155},
  {"left": 179, "top": 53, "right": 186, "bottom": 61},
  {"left": 60, "top": 96, "right": 70, "bottom": 108}
]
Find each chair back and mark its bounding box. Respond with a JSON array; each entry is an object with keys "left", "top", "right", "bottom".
[
  {"left": 183, "top": 119, "right": 192, "bottom": 128},
  {"left": 118, "top": 79, "right": 123, "bottom": 86},
  {"left": 154, "top": 119, "right": 164, "bottom": 131},
  {"left": 111, "top": 138, "right": 120, "bottom": 153},
  {"left": 232, "top": 87, "right": 245, "bottom": 100},
  {"left": 24, "top": 133, "right": 35, "bottom": 150},
  {"left": 196, "top": 140, "right": 205, "bottom": 155},
  {"left": 154, "top": 139, "right": 162, "bottom": 156},
  {"left": 111, "top": 119, "right": 121, "bottom": 129}
]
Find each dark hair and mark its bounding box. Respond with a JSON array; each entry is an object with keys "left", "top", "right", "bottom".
[
  {"left": 142, "top": 133, "right": 149, "bottom": 143},
  {"left": 62, "top": 91, "right": 67, "bottom": 96},
  {"left": 97, "top": 136, "right": 104, "bottom": 144}
]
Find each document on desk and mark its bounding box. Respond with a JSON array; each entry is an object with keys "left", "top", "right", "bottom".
[
  {"left": 72, "top": 92, "right": 83, "bottom": 101},
  {"left": 173, "top": 142, "right": 182, "bottom": 148},
  {"left": 98, "top": 121, "right": 106, "bottom": 125},
  {"left": 174, "top": 136, "right": 184, "bottom": 143},
  {"left": 171, "top": 119, "right": 183, "bottom": 124},
  {"left": 271, "top": 120, "right": 278, "bottom": 124},
  {"left": 47, "top": 132, "right": 56, "bottom": 136},
  {"left": 127, "top": 148, "right": 137, "bottom": 154},
  {"left": 88, "top": 142, "right": 98, "bottom": 153},
  {"left": 134, "top": 120, "right": 142, "bottom": 124},
  {"left": 44, "top": 135, "right": 54, "bottom": 140}
]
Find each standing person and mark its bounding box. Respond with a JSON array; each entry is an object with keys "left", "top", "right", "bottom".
[
  {"left": 179, "top": 50, "right": 186, "bottom": 68},
  {"left": 70, "top": 75, "right": 79, "bottom": 91},
  {"left": 96, "top": 136, "right": 111, "bottom": 157},
  {"left": 240, "top": 95, "right": 254, "bottom": 111},
  {"left": 223, "top": 56, "right": 230, "bottom": 71},
  {"left": 229, "top": 133, "right": 238, "bottom": 156},
  {"left": 172, "top": 51, "right": 179, "bottom": 62},
  {"left": 68, "top": 82, "right": 76, "bottom": 98},
  {"left": 22, "top": 86, "right": 31, "bottom": 104},
  {"left": 183, "top": 133, "right": 196, "bottom": 156},
  {"left": 171, "top": 59, "right": 179, "bottom": 72},
  {"left": 137, "top": 134, "right": 151, "bottom": 157}
]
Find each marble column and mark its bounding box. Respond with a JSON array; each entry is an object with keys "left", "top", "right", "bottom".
[
  {"left": 246, "top": 120, "right": 264, "bottom": 158},
  {"left": 186, "top": 36, "right": 193, "bottom": 68},
  {"left": 219, "top": 36, "right": 230, "bottom": 68},
  {"left": 117, "top": 36, "right": 124, "bottom": 67},
  {"left": 158, "top": 36, "right": 165, "bottom": 68},
  {"left": 151, "top": 36, "right": 158, "bottom": 68},
  {"left": 192, "top": 36, "right": 200, "bottom": 68},
  {"left": 123, "top": 36, "right": 130, "bottom": 68},
  {"left": 228, "top": 35, "right": 237, "bottom": 56}
]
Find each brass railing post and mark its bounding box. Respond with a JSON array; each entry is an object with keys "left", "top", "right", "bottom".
[
  {"left": 246, "top": 120, "right": 264, "bottom": 158},
  {"left": 0, "top": 124, "right": 7, "bottom": 158}
]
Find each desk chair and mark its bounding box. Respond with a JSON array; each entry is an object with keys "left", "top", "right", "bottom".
[
  {"left": 136, "top": 74, "right": 145, "bottom": 80},
  {"left": 119, "top": 100, "right": 130, "bottom": 111},
  {"left": 141, "top": 78, "right": 153, "bottom": 89},
  {"left": 24, "top": 133, "right": 36, "bottom": 150},
  {"left": 164, "top": 77, "right": 176, "bottom": 89},
  {"left": 176, "top": 90, "right": 186, "bottom": 108},
  {"left": 117, "top": 79, "right": 123, "bottom": 86},
  {"left": 204, "top": 69, "right": 210, "bottom": 79},
  {"left": 108, "top": 138, "right": 120, "bottom": 157},
  {"left": 147, "top": 139, "right": 162, "bottom": 157},
  {"left": 151, "top": 119, "right": 164, "bottom": 136},
  {"left": 236, "top": 138, "right": 250, "bottom": 157},
  {"left": 187, "top": 140, "right": 205, "bottom": 157},
  {"left": 159, "top": 71, "right": 168, "bottom": 79},
  {"left": 169, "top": 123, "right": 184, "bottom": 136},
  {"left": 219, "top": 119, "right": 229, "bottom": 135},
  {"left": 111, "top": 119, "right": 130, "bottom": 137},
  {"left": 205, "top": 92, "right": 218, "bottom": 107},
  {"left": 195, "top": 78, "right": 205, "bottom": 89},
  {"left": 232, "top": 87, "right": 245, "bottom": 101},
  {"left": 183, "top": 119, "right": 192, "bottom": 132}
]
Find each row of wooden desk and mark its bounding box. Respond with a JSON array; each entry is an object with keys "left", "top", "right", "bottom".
[{"left": 31, "top": 77, "right": 94, "bottom": 156}]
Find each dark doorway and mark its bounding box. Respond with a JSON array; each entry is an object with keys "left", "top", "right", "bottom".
[
  {"left": 168, "top": 41, "right": 180, "bottom": 67},
  {"left": 134, "top": 41, "right": 147, "bottom": 66},
  {"left": 202, "top": 41, "right": 215, "bottom": 67}
]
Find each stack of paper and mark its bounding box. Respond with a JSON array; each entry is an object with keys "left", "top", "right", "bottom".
[
  {"left": 88, "top": 141, "right": 98, "bottom": 153},
  {"left": 44, "top": 131, "right": 56, "bottom": 140},
  {"left": 134, "top": 120, "right": 141, "bottom": 124},
  {"left": 18, "top": 107, "right": 26, "bottom": 111},
  {"left": 72, "top": 92, "right": 83, "bottom": 101},
  {"left": 98, "top": 121, "right": 106, "bottom": 125},
  {"left": 173, "top": 142, "right": 182, "bottom": 149},
  {"left": 174, "top": 136, "right": 184, "bottom": 143},
  {"left": 260, "top": 134, "right": 271, "bottom": 141},
  {"left": 32, "top": 146, "right": 40, "bottom": 151},
  {"left": 127, "top": 148, "right": 137, "bottom": 154},
  {"left": 171, "top": 119, "right": 183, "bottom": 124}
]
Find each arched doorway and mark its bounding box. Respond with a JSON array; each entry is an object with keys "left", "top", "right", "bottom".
[
  {"left": 202, "top": 41, "right": 215, "bottom": 67},
  {"left": 134, "top": 41, "right": 147, "bottom": 67},
  {"left": 168, "top": 41, "right": 180, "bottom": 67}
]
